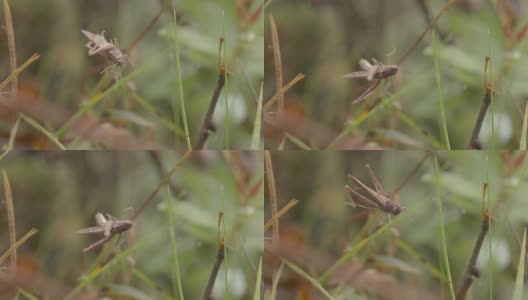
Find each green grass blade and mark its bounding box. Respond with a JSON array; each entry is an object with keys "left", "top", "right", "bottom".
[
  {"left": 432, "top": 31, "right": 451, "bottom": 150},
  {"left": 130, "top": 93, "right": 185, "bottom": 137},
  {"left": 395, "top": 239, "right": 448, "bottom": 282},
  {"left": 520, "top": 101, "right": 528, "bottom": 150},
  {"left": 397, "top": 111, "right": 444, "bottom": 148},
  {"left": 171, "top": 11, "right": 191, "bottom": 149},
  {"left": 20, "top": 113, "right": 66, "bottom": 150},
  {"left": 16, "top": 288, "right": 38, "bottom": 300},
  {"left": 285, "top": 133, "right": 311, "bottom": 150},
  {"left": 282, "top": 259, "right": 335, "bottom": 300},
  {"left": 56, "top": 68, "right": 142, "bottom": 138},
  {"left": 253, "top": 256, "right": 262, "bottom": 300},
  {"left": 433, "top": 156, "right": 455, "bottom": 299},
  {"left": 250, "top": 83, "right": 263, "bottom": 150},
  {"left": 222, "top": 10, "right": 229, "bottom": 149},
  {"left": 221, "top": 186, "right": 229, "bottom": 299},
  {"left": 66, "top": 242, "right": 142, "bottom": 299},
  {"left": 487, "top": 30, "right": 496, "bottom": 151},
  {"left": 320, "top": 216, "right": 403, "bottom": 283},
  {"left": 513, "top": 227, "right": 527, "bottom": 300},
  {"left": 166, "top": 188, "right": 185, "bottom": 300},
  {"left": 326, "top": 79, "right": 419, "bottom": 149},
  {"left": 130, "top": 268, "right": 173, "bottom": 300}
]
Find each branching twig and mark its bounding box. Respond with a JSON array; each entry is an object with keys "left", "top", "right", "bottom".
[
  {"left": 147, "top": 150, "right": 183, "bottom": 197},
  {"left": 396, "top": 0, "right": 456, "bottom": 65},
  {"left": 202, "top": 242, "right": 224, "bottom": 300},
  {"left": 124, "top": 6, "right": 165, "bottom": 53},
  {"left": 194, "top": 38, "right": 226, "bottom": 149},
  {"left": 415, "top": 0, "right": 449, "bottom": 42},
  {"left": 390, "top": 151, "right": 431, "bottom": 196},
  {"left": 130, "top": 150, "right": 191, "bottom": 220},
  {"left": 467, "top": 56, "right": 492, "bottom": 150}
]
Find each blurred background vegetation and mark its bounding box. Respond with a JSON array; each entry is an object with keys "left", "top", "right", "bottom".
[
  {"left": 0, "top": 0, "right": 263, "bottom": 149},
  {"left": 264, "top": 150, "right": 528, "bottom": 299},
  {"left": 0, "top": 150, "right": 263, "bottom": 299},
  {"left": 264, "top": 0, "right": 528, "bottom": 149}
]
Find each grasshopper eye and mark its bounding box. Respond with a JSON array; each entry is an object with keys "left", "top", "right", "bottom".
[{"left": 393, "top": 206, "right": 402, "bottom": 215}]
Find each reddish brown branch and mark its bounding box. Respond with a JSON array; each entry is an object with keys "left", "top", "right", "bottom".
[
  {"left": 467, "top": 57, "right": 492, "bottom": 149},
  {"left": 124, "top": 6, "right": 165, "bottom": 53},
  {"left": 194, "top": 38, "right": 226, "bottom": 149},
  {"left": 202, "top": 212, "right": 226, "bottom": 300},
  {"left": 130, "top": 150, "right": 191, "bottom": 220},
  {"left": 456, "top": 184, "right": 490, "bottom": 300}
]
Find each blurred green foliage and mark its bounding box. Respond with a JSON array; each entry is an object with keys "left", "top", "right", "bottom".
[
  {"left": 266, "top": 150, "right": 528, "bottom": 299},
  {"left": 265, "top": 0, "right": 528, "bottom": 149},
  {"left": 0, "top": 151, "right": 263, "bottom": 299},
  {"left": 1, "top": 0, "right": 263, "bottom": 149}
]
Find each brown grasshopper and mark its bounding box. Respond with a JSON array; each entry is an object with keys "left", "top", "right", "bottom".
[
  {"left": 343, "top": 58, "right": 399, "bottom": 104},
  {"left": 345, "top": 164, "right": 402, "bottom": 216},
  {"left": 81, "top": 29, "right": 128, "bottom": 72},
  {"left": 77, "top": 212, "right": 133, "bottom": 253}
]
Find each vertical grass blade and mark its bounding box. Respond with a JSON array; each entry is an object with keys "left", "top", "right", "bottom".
[
  {"left": 251, "top": 83, "right": 263, "bottom": 150},
  {"left": 3, "top": 169, "right": 17, "bottom": 274},
  {"left": 171, "top": 10, "right": 192, "bottom": 149},
  {"left": 269, "top": 13, "right": 284, "bottom": 117},
  {"left": 253, "top": 256, "right": 262, "bottom": 300},
  {"left": 520, "top": 101, "right": 528, "bottom": 150},
  {"left": 3, "top": 0, "right": 17, "bottom": 96},
  {"left": 166, "top": 188, "right": 185, "bottom": 300},
  {"left": 432, "top": 31, "right": 451, "bottom": 150},
  {"left": 513, "top": 227, "right": 527, "bottom": 300},
  {"left": 222, "top": 10, "right": 230, "bottom": 149},
  {"left": 433, "top": 156, "right": 455, "bottom": 299},
  {"left": 221, "top": 186, "right": 229, "bottom": 300},
  {"left": 487, "top": 30, "right": 496, "bottom": 151}
]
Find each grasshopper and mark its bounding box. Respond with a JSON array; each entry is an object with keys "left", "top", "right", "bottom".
[
  {"left": 343, "top": 58, "right": 399, "bottom": 104},
  {"left": 81, "top": 29, "right": 128, "bottom": 71},
  {"left": 77, "top": 212, "right": 133, "bottom": 253},
  {"left": 345, "top": 164, "right": 402, "bottom": 216}
]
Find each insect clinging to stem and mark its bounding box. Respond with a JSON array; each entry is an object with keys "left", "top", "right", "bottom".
[
  {"left": 343, "top": 58, "right": 399, "bottom": 104},
  {"left": 343, "top": 0, "right": 456, "bottom": 104},
  {"left": 81, "top": 29, "right": 128, "bottom": 72},
  {"left": 76, "top": 212, "right": 133, "bottom": 253},
  {"left": 345, "top": 164, "right": 403, "bottom": 216}
]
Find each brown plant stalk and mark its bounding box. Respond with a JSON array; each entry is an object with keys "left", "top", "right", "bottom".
[{"left": 194, "top": 38, "right": 226, "bottom": 149}]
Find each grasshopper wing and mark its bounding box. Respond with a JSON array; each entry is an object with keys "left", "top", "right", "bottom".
[
  {"left": 343, "top": 71, "right": 368, "bottom": 79},
  {"left": 76, "top": 226, "right": 104, "bottom": 235}
]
